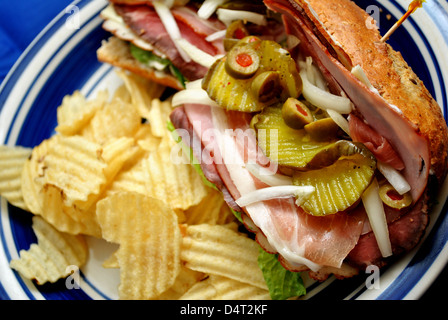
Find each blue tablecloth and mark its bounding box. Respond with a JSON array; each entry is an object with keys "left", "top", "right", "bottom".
[
  {"left": 0, "top": 0, "right": 73, "bottom": 84},
  {"left": 0, "top": 0, "right": 445, "bottom": 300}
]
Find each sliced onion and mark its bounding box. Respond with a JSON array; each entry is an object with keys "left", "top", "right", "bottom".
[
  {"left": 377, "top": 162, "right": 411, "bottom": 195},
  {"left": 216, "top": 8, "right": 267, "bottom": 26},
  {"left": 300, "top": 70, "right": 353, "bottom": 114},
  {"left": 298, "top": 57, "right": 327, "bottom": 91},
  {"left": 185, "top": 79, "right": 203, "bottom": 90},
  {"left": 198, "top": 0, "right": 227, "bottom": 20},
  {"left": 351, "top": 65, "right": 373, "bottom": 88},
  {"left": 172, "top": 88, "right": 219, "bottom": 107},
  {"left": 176, "top": 38, "right": 223, "bottom": 68},
  {"left": 245, "top": 163, "right": 293, "bottom": 186},
  {"left": 361, "top": 179, "right": 393, "bottom": 258},
  {"left": 205, "top": 29, "right": 227, "bottom": 42},
  {"left": 287, "top": 34, "right": 301, "bottom": 50},
  {"left": 327, "top": 109, "right": 350, "bottom": 136},
  {"left": 235, "top": 185, "right": 315, "bottom": 207},
  {"left": 153, "top": 0, "right": 191, "bottom": 62}
]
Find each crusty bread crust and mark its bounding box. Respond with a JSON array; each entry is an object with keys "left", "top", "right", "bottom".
[
  {"left": 97, "top": 36, "right": 184, "bottom": 90},
  {"left": 303, "top": 0, "right": 448, "bottom": 184}
]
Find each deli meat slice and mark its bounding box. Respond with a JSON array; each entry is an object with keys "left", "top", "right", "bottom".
[
  {"left": 264, "top": 0, "right": 430, "bottom": 203},
  {"left": 113, "top": 4, "right": 225, "bottom": 81},
  {"left": 349, "top": 114, "right": 405, "bottom": 171},
  {"left": 348, "top": 193, "right": 429, "bottom": 268},
  {"left": 172, "top": 103, "right": 365, "bottom": 271}
]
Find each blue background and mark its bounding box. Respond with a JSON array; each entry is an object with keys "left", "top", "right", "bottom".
[{"left": 0, "top": 0, "right": 446, "bottom": 300}]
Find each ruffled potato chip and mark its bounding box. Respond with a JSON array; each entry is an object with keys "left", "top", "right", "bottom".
[
  {"left": 55, "top": 90, "right": 107, "bottom": 135},
  {"left": 96, "top": 192, "right": 182, "bottom": 300},
  {"left": 0, "top": 145, "right": 32, "bottom": 210},
  {"left": 143, "top": 137, "right": 208, "bottom": 210},
  {"left": 181, "top": 224, "right": 268, "bottom": 290},
  {"left": 10, "top": 216, "right": 88, "bottom": 285},
  {"left": 179, "top": 275, "right": 270, "bottom": 300}
]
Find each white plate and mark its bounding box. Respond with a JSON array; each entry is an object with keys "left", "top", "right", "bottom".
[{"left": 0, "top": 0, "right": 447, "bottom": 300}]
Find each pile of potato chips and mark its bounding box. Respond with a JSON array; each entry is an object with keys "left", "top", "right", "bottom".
[{"left": 0, "top": 70, "right": 271, "bottom": 300}]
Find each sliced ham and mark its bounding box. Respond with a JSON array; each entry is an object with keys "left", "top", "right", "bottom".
[
  {"left": 264, "top": 0, "right": 430, "bottom": 203},
  {"left": 349, "top": 113, "right": 405, "bottom": 171},
  {"left": 113, "top": 4, "right": 225, "bottom": 80},
  {"left": 169, "top": 106, "right": 241, "bottom": 212},
  {"left": 171, "top": 103, "right": 366, "bottom": 271},
  {"left": 170, "top": 103, "right": 429, "bottom": 274}
]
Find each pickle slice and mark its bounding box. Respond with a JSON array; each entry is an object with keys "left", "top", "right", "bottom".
[
  {"left": 292, "top": 154, "right": 376, "bottom": 216},
  {"left": 202, "top": 38, "right": 302, "bottom": 112},
  {"left": 253, "top": 106, "right": 336, "bottom": 168}
]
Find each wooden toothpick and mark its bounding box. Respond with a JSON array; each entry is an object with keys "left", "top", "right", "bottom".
[{"left": 380, "top": 0, "right": 426, "bottom": 42}]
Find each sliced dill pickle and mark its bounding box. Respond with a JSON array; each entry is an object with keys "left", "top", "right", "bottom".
[
  {"left": 202, "top": 38, "right": 302, "bottom": 112},
  {"left": 292, "top": 154, "right": 376, "bottom": 216},
  {"left": 203, "top": 58, "right": 261, "bottom": 112},
  {"left": 253, "top": 106, "right": 336, "bottom": 167},
  {"left": 259, "top": 40, "right": 302, "bottom": 100}
]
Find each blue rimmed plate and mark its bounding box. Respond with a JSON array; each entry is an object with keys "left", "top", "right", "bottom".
[{"left": 0, "top": 0, "right": 447, "bottom": 300}]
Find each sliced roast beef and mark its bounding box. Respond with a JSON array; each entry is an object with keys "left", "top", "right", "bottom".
[
  {"left": 113, "top": 4, "right": 224, "bottom": 80},
  {"left": 347, "top": 193, "right": 429, "bottom": 269}
]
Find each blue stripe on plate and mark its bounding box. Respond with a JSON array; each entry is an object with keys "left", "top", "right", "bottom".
[
  {"left": 0, "top": 0, "right": 108, "bottom": 300},
  {"left": 10, "top": 33, "right": 109, "bottom": 301},
  {"left": 424, "top": 0, "right": 448, "bottom": 44},
  {"left": 378, "top": 198, "right": 448, "bottom": 299},
  {"left": 0, "top": 281, "right": 10, "bottom": 300},
  {"left": 373, "top": 0, "right": 448, "bottom": 300}
]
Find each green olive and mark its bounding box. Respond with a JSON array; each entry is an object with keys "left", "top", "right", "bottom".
[
  {"left": 224, "top": 20, "right": 250, "bottom": 51},
  {"left": 238, "top": 35, "right": 261, "bottom": 45},
  {"left": 251, "top": 71, "right": 282, "bottom": 103},
  {"left": 304, "top": 117, "right": 340, "bottom": 141},
  {"left": 220, "top": 0, "right": 267, "bottom": 14},
  {"left": 305, "top": 140, "right": 375, "bottom": 170},
  {"left": 225, "top": 44, "right": 260, "bottom": 79},
  {"left": 226, "top": 20, "right": 250, "bottom": 39},
  {"left": 223, "top": 38, "right": 239, "bottom": 52},
  {"left": 379, "top": 183, "right": 412, "bottom": 209},
  {"left": 281, "top": 98, "right": 314, "bottom": 129}
]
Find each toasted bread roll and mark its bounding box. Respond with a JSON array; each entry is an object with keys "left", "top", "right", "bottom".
[
  {"left": 97, "top": 36, "right": 184, "bottom": 90},
  {"left": 305, "top": 0, "right": 448, "bottom": 185}
]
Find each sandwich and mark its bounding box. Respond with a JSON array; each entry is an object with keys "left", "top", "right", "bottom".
[
  {"left": 97, "top": 0, "right": 284, "bottom": 90},
  {"left": 167, "top": 0, "right": 448, "bottom": 282},
  {"left": 98, "top": 0, "right": 447, "bottom": 284}
]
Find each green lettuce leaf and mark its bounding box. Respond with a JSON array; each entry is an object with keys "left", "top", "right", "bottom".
[
  {"left": 258, "top": 249, "right": 307, "bottom": 300},
  {"left": 129, "top": 43, "right": 186, "bottom": 87}
]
